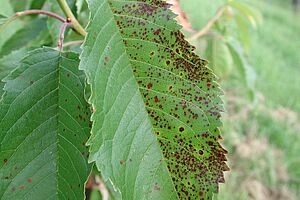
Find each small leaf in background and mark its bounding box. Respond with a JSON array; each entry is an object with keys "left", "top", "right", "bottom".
[
  {"left": 0, "top": 17, "right": 48, "bottom": 58},
  {"left": 9, "top": 0, "right": 47, "bottom": 12},
  {"left": 0, "top": 48, "right": 92, "bottom": 199},
  {"left": 226, "top": 38, "right": 256, "bottom": 99},
  {"left": 80, "top": 0, "right": 228, "bottom": 199},
  {"left": 204, "top": 37, "right": 234, "bottom": 79},
  {"left": 227, "top": 1, "right": 262, "bottom": 29},
  {"left": 0, "top": 0, "right": 23, "bottom": 50}
]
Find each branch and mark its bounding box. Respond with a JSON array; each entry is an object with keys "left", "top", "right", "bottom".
[
  {"left": 188, "top": 6, "right": 226, "bottom": 41},
  {"left": 57, "top": 21, "right": 72, "bottom": 51},
  {"left": 95, "top": 176, "right": 109, "bottom": 200},
  {"left": 63, "top": 40, "right": 83, "bottom": 47},
  {"left": 56, "top": 0, "right": 87, "bottom": 36},
  {"left": 14, "top": 9, "right": 66, "bottom": 22}
]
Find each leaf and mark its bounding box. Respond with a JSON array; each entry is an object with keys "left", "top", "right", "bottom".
[
  {"left": 80, "top": 0, "right": 228, "bottom": 199},
  {"left": 10, "top": 0, "right": 46, "bottom": 12},
  {"left": 0, "top": 48, "right": 29, "bottom": 98},
  {"left": 226, "top": 38, "right": 256, "bottom": 99},
  {"left": 0, "top": 0, "right": 23, "bottom": 50},
  {"left": 204, "top": 37, "right": 233, "bottom": 79},
  {"left": 0, "top": 48, "right": 92, "bottom": 199},
  {"left": 0, "top": 17, "right": 48, "bottom": 58},
  {"left": 227, "top": 1, "right": 262, "bottom": 29}
]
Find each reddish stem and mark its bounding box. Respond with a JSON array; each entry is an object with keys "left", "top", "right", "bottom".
[
  {"left": 15, "top": 9, "right": 66, "bottom": 22},
  {"left": 58, "top": 22, "right": 71, "bottom": 51}
]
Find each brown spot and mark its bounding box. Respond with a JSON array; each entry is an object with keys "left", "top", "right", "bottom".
[
  {"left": 119, "top": 160, "right": 125, "bottom": 165},
  {"left": 166, "top": 60, "right": 171, "bottom": 65},
  {"left": 179, "top": 127, "right": 185, "bottom": 132},
  {"left": 154, "top": 185, "right": 160, "bottom": 191},
  {"left": 19, "top": 185, "right": 26, "bottom": 190},
  {"left": 199, "top": 191, "right": 203, "bottom": 197},
  {"left": 27, "top": 178, "right": 32, "bottom": 183},
  {"left": 154, "top": 96, "right": 159, "bottom": 103},
  {"left": 147, "top": 82, "right": 153, "bottom": 89},
  {"left": 11, "top": 187, "right": 16, "bottom": 192},
  {"left": 153, "top": 29, "right": 161, "bottom": 35}
]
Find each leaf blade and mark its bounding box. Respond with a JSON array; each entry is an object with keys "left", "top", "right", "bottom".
[
  {"left": 81, "top": 0, "right": 228, "bottom": 199},
  {"left": 0, "top": 48, "right": 91, "bottom": 199}
]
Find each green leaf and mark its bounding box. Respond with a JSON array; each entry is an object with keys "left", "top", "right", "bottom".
[
  {"left": 204, "top": 37, "right": 233, "bottom": 79},
  {"left": 0, "top": 48, "right": 92, "bottom": 199},
  {"left": 10, "top": 0, "right": 46, "bottom": 12},
  {"left": 0, "top": 48, "right": 29, "bottom": 97},
  {"left": 80, "top": 0, "right": 228, "bottom": 199},
  {"left": 0, "top": 17, "right": 48, "bottom": 58},
  {"left": 227, "top": 1, "right": 262, "bottom": 28},
  {"left": 226, "top": 38, "right": 256, "bottom": 99}
]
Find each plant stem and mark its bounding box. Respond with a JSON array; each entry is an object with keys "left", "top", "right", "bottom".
[
  {"left": 188, "top": 6, "right": 226, "bottom": 41},
  {"left": 63, "top": 40, "right": 83, "bottom": 47},
  {"left": 56, "top": 0, "right": 87, "bottom": 36},
  {"left": 15, "top": 9, "right": 66, "bottom": 22},
  {"left": 58, "top": 22, "right": 71, "bottom": 51}
]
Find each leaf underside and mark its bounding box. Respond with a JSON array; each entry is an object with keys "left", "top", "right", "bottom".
[
  {"left": 81, "top": 0, "right": 229, "bottom": 199},
  {"left": 0, "top": 48, "right": 91, "bottom": 199}
]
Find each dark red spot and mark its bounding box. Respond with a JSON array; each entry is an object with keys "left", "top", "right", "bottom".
[
  {"left": 166, "top": 60, "right": 171, "bottom": 65},
  {"left": 179, "top": 127, "right": 185, "bottom": 132},
  {"left": 199, "top": 191, "right": 203, "bottom": 197},
  {"left": 153, "top": 29, "right": 161, "bottom": 35},
  {"left": 154, "top": 96, "right": 159, "bottom": 103},
  {"left": 147, "top": 82, "right": 153, "bottom": 89}
]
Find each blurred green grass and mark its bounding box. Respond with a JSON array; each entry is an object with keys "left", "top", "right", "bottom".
[{"left": 181, "top": 0, "right": 300, "bottom": 199}]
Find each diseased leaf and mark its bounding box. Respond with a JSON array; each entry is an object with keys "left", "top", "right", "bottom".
[
  {"left": 80, "top": 0, "right": 228, "bottom": 199},
  {"left": 0, "top": 48, "right": 91, "bottom": 199}
]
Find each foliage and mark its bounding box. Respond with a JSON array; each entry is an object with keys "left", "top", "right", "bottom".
[
  {"left": 183, "top": 0, "right": 261, "bottom": 99},
  {"left": 0, "top": 0, "right": 229, "bottom": 199}
]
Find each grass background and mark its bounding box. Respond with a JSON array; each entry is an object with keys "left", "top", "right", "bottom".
[{"left": 180, "top": 0, "right": 300, "bottom": 199}]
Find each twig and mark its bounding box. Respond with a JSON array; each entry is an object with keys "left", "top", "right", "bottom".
[
  {"left": 14, "top": 9, "right": 66, "bottom": 22},
  {"left": 188, "top": 6, "right": 226, "bottom": 41},
  {"left": 57, "top": 21, "right": 71, "bottom": 51},
  {"left": 0, "top": 9, "right": 66, "bottom": 30},
  {"left": 56, "top": 0, "right": 87, "bottom": 36},
  {"left": 95, "top": 176, "right": 109, "bottom": 200},
  {"left": 63, "top": 40, "right": 83, "bottom": 48}
]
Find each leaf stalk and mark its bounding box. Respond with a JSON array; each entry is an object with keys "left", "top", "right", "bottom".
[{"left": 56, "top": 0, "right": 87, "bottom": 36}]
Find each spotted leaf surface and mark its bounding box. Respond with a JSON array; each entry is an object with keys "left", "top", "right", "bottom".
[
  {"left": 0, "top": 48, "right": 91, "bottom": 199},
  {"left": 81, "top": 0, "right": 229, "bottom": 199}
]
